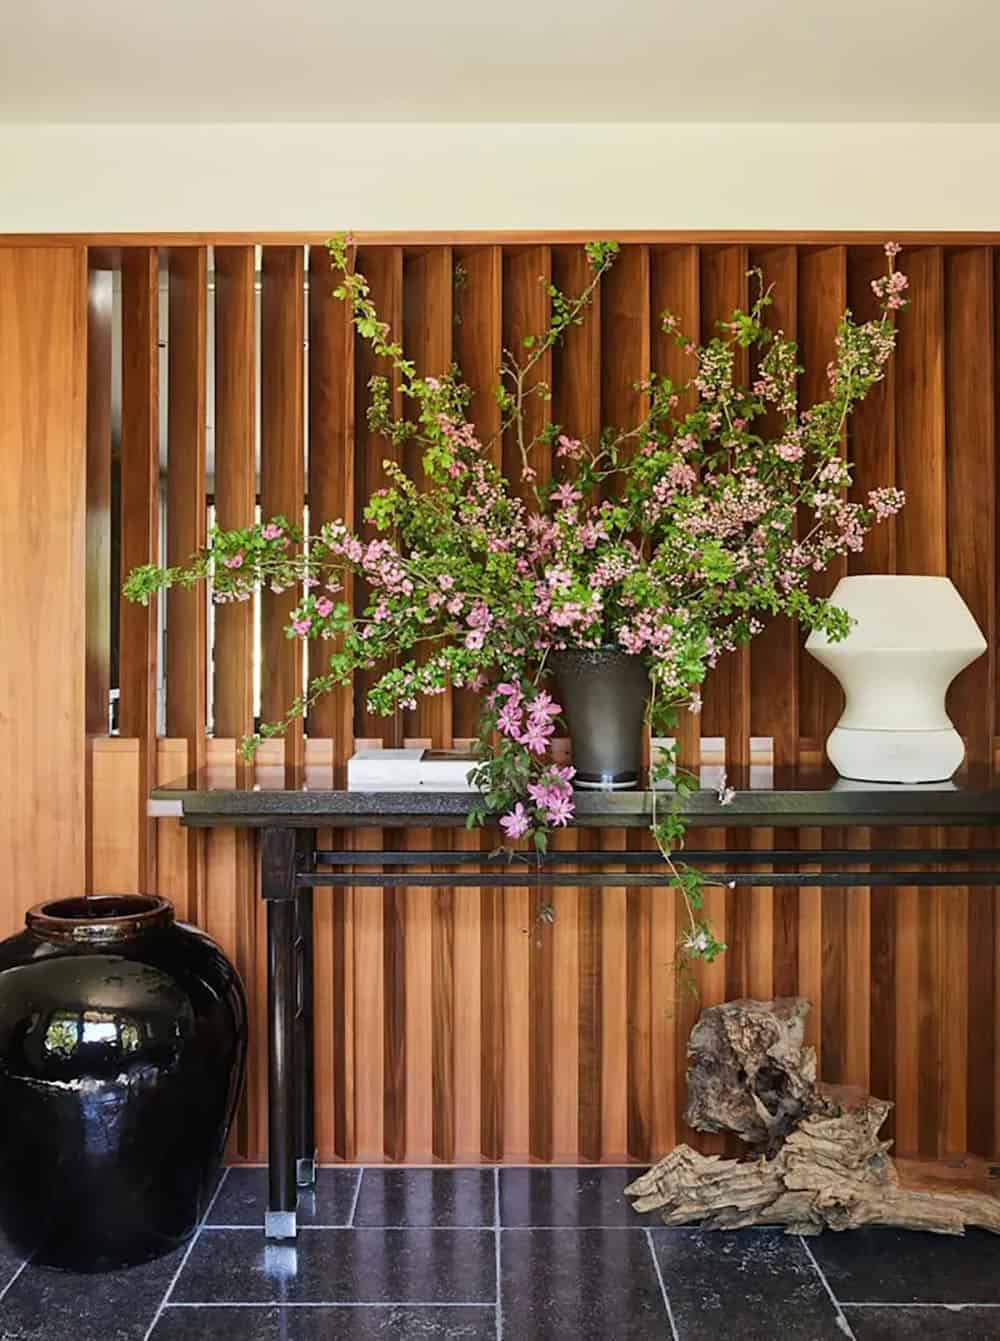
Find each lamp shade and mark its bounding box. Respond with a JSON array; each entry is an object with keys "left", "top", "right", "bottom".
[{"left": 804, "top": 575, "right": 986, "bottom": 783}]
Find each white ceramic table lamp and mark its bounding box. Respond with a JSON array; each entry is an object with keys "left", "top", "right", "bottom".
[{"left": 805, "top": 575, "right": 986, "bottom": 784}]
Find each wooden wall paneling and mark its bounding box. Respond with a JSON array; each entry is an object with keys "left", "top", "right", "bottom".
[
  {"left": 500, "top": 245, "right": 552, "bottom": 1159},
  {"left": 165, "top": 246, "right": 208, "bottom": 925},
  {"left": 212, "top": 246, "right": 259, "bottom": 1159},
  {"left": 452, "top": 246, "right": 503, "bottom": 1159},
  {"left": 600, "top": 245, "right": 650, "bottom": 1160},
  {"left": 551, "top": 245, "right": 602, "bottom": 1160},
  {"left": 85, "top": 265, "right": 112, "bottom": 740},
  {"left": 401, "top": 247, "right": 455, "bottom": 1161},
  {"left": 260, "top": 246, "right": 306, "bottom": 772},
  {"left": 309, "top": 241, "right": 357, "bottom": 1160},
  {"left": 79, "top": 232, "right": 1000, "bottom": 1169},
  {"left": 119, "top": 247, "right": 160, "bottom": 894}
]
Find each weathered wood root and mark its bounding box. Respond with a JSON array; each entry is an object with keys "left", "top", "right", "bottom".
[
  {"left": 628, "top": 997, "right": 1000, "bottom": 1236},
  {"left": 685, "top": 996, "right": 832, "bottom": 1155}
]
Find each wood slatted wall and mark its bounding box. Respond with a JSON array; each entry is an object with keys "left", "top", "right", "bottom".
[{"left": 82, "top": 235, "right": 1000, "bottom": 1165}]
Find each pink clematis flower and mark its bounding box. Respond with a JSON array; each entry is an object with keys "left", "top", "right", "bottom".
[{"left": 499, "top": 803, "right": 531, "bottom": 840}]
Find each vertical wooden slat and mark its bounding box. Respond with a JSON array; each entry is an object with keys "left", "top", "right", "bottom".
[
  {"left": 797, "top": 245, "right": 848, "bottom": 744},
  {"left": 453, "top": 246, "right": 503, "bottom": 1160},
  {"left": 166, "top": 247, "right": 208, "bottom": 746},
  {"left": 119, "top": 247, "right": 160, "bottom": 893},
  {"left": 212, "top": 245, "right": 258, "bottom": 1159},
  {"left": 600, "top": 245, "right": 650, "bottom": 1161},
  {"left": 967, "top": 825, "right": 997, "bottom": 1155},
  {"left": 351, "top": 247, "right": 405, "bottom": 1160},
  {"left": 744, "top": 208, "right": 797, "bottom": 1050},
  {"left": 941, "top": 246, "right": 994, "bottom": 1156},
  {"left": 649, "top": 245, "right": 700, "bottom": 1157},
  {"left": 551, "top": 245, "right": 602, "bottom": 1160},
  {"left": 402, "top": 247, "right": 455, "bottom": 1162},
  {"left": 699, "top": 246, "right": 750, "bottom": 771},
  {"left": 748, "top": 246, "right": 799, "bottom": 767},
  {"left": 213, "top": 246, "right": 257, "bottom": 735},
  {"left": 499, "top": 245, "right": 552, "bottom": 1160},
  {"left": 848, "top": 247, "right": 898, "bottom": 576},
  {"left": 650, "top": 246, "right": 700, "bottom": 776},
  {"left": 896, "top": 248, "right": 947, "bottom": 577},
  {"left": 166, "top": 246, "right": 208, "bottom": 925},
  {"left": 354, "top": 246, "right": 404, "bottom": 744},
  {"left": 946, "top": 247, "right": 995, "bottom": 767},
  {"left": 260, "top": 246, "right": 305, "bottom": 772},
  {"left": 309, "top": 242, "right": 357, "bottom": 1160},
  {"left": 86, "top": 266, "right": 112, "bottom": 739},
  {"left": 796, "top": 247, "right": 848, "bottom": 1065},
  {"left": 697, "top": 249, "right": 749, "bottom": 1077},
  {"left": 895, "top": 249, "right": 947, "bottom": 1157},
  {"left": 1, "top": 246, "right": 87, "bottom": 931}
]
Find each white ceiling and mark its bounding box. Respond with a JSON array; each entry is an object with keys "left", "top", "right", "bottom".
[{"left": 3, "top": 0, "right": 998, "bottom": 123}]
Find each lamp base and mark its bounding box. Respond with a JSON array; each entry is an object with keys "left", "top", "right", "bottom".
[{"left": 826, "top": 726, "right": 965, "bottom": 785}]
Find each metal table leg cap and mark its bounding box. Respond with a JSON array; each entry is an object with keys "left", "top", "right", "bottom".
[
  {"left": 297, "top": 1155, "right": 318, "bottom": 1188},
  {"left": 265, "top": 1210, "right": 297, "bottom": 1240}
]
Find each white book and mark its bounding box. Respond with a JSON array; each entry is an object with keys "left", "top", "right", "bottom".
[{"left": 347, "top": 748, "right": 478, "bottom": 791}]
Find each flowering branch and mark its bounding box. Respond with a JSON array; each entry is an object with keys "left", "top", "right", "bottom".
[{"left": 124, "top": 236, "right": 907, "bottom": 973}]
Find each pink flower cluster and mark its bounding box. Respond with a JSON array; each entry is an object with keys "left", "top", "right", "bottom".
[
  {"left": 500, "top": 764, "right": 577, "bottom": 837},
  {"left": 494, "top": 683, "right": 562, "bottom": 755},
  {"left": 870, "top": 269, "right": 909, "bottom": 311}
]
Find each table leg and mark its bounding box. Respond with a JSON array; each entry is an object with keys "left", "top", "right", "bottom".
[
  {"left": 295, "top": 882, "right": 317, "bottom": 1188},
  {"left": 263, "top": 826, "right": 299, "bottom": 1239}
]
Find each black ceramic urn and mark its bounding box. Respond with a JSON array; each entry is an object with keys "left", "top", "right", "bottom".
[{"left": 0, "top": 895, "right": 247, "bottom": 1271}]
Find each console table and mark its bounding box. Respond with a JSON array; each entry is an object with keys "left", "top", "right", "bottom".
[{"left": 151, "top": 764, "right": 1000, "bottom": 1238}]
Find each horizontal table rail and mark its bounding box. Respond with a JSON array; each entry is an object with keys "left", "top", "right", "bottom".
[
  {"left": 294, "top": 870, "right": 1000, "bottom": 889},
  {"left": 312, "top": 847, "right": 1000, "bottom": 868}
]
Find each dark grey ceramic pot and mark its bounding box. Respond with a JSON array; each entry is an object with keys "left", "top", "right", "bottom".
[{"left": 550, "top": 646, "right": 650, "bottom": 790}]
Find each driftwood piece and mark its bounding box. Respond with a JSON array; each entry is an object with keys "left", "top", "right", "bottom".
[
  {"left": 685, "top": 997, "right": 832, "bottom": 1155},
  {"left": 627, "top": 998, "right": 1000, "bottom": 1236}
]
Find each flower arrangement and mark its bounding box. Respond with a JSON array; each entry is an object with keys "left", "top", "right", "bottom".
[{"left": 125, "top": 236, "right": 907, "bottom": 970}]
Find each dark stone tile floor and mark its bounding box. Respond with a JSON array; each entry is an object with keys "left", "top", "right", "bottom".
[{"left": 1, "top": 1167, "right": 999, "bottom": 1339}]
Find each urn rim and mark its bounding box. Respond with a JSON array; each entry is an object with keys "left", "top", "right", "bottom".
[{"left": 26, "top": 894, "right": 174, "bottom": 945}]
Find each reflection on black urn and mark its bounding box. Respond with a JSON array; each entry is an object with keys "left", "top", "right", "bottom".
[{"left": 0, "top": 895, "right": 247, "bottom": 1271}]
